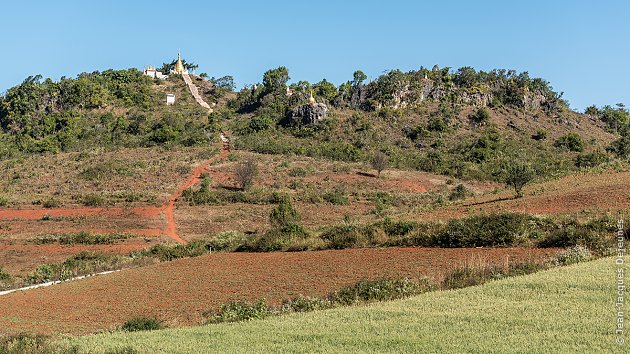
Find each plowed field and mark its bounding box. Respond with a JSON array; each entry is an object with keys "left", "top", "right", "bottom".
[{"left": 0, "top": 247, "right": 559, "bottom": 335}]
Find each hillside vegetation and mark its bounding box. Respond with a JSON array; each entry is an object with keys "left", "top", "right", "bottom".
[{"left": 64, "top": 257, "right": 619, "bottom": 353}]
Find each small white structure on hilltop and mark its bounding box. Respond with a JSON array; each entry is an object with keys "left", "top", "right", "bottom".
[
  {"left": 166, "top": 93, "right": 175, "bottom": 105},
  {"left": 144, "top": 65, "right": 168, "bottom": 80}
]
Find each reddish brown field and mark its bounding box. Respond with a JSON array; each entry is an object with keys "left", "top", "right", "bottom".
[{"left": 0, "top": 247, "right": 559, "bottom": 336}]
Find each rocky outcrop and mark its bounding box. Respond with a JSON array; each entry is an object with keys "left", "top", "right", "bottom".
[{"left": 288, "top": 103, "right": 328, "bottom": 126}]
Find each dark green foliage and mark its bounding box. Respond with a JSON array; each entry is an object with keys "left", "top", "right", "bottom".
[
  {"left": 554, "top": 132, "right": 584, "bottom": 152},
  {"left": 449, "top": 184, "right": 469, "bottom": 201},
  {"left": 319, "top": 224, "right": 380, "bottom": 249},
  {"left": 327, "top": 278, "right": 427, "bottom": 305},
  {"left": 140, "top": 241, "right": 208, "bottom": 261},
  {"left": 380, "top": 218, "right": 417, "bottom": 237},
  {"left": 208, "top": 300, "right": 272, "bottom": 324},
  {"left": 575, "top": 151, "right": 609, "bottom": 168},
  {"left": 609, "top": 124, "right": 630, "bottom": 159},
  {"left": 248, "top": 115, "right": 275, "bottom": 133},
  {"left": 435, "top": 213, "right": 535, "bottom": 247},
  {"left": 538, "top": 226, "right": 600, "bottom": 249},
  {"left": 120, "top": 317, "right": 164, "bottom": 332},
  {"left": 469, "top": 108, "right": 490, "bottom": 127},
  {"left": 269, "top": 196, "right": 301, "bottom": 228}
]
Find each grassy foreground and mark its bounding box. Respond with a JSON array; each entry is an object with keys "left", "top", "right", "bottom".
[{"left": 63, "top": 257, "right": 621, "bottom": 353}]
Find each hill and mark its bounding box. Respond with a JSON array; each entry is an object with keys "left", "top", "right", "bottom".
[{"left": 63, "top": 257, "right": 619, "bottom": 353}]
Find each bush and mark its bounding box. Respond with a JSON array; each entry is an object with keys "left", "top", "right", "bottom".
[
  {"left": 269, "top": 196, "right": 301, "bottom": 228},
  {"left": 322, "top": 186, "right": 348, "bottom": 205},
  {"left": 553, "top": 245, "right": 592, "bottom": 265},
  {"left": 0, "top": 334, "right": 66, "bottom": 354},
  {"left": 208, "top": 300, "right": 272, "bottom": 323},
  {"left": 327, "top": 278, "right": 428, "bottom": 305},
  {"left": 554, "top": 132, "right": 584, "bottom": 152},
  {"left": 575, "top": 151, "right": 609, "bottom": 168},
  {"left": 207, "top": 231, "right": 247, "bottom": 251},
  {"left": 538, "top": 226, "right": 600, "bottom": 249},
  {"left": 0, "top": 196, "right": 9, "bottom": 207},
  {"left": 235, "top": 159, "right": 258, "bottom": 190},
  {"left": 120, "top": 317, "right": 163, "bottom": 332},
  {"left": 435, "top": 213, "right": 535, "bottom": 247},
  {"left": 281, "top": 295, "right": 333, "bottom": 313},
  {"left": 320, "top": 224, "right": 378, "bottom": 249},
  {"left": 443, "top": 262, "right": 544, "bottom": 289},
  {"left": 448, "top": 183, "right": 469, "bottom": 201},
  {"left": 469, "top": 108, "right": 490, "bottom": 127}
]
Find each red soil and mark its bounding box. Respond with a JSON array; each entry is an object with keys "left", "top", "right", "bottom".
[
  {"left": 0, "top": 148, "right": 229, "bottom": 244},
  {"left": 0, "top": 247, "right": 559, "bottom": 335}
]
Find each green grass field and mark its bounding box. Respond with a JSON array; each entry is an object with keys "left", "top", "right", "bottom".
[{"left": 63, "top": 257, "right": 622, "bottom": 353}]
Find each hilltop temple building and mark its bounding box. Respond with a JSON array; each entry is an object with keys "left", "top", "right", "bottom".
[{"left": 143, "top": 51, "right": 188, "bottom": 80}]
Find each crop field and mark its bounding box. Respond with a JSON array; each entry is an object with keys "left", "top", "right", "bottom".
[
  {"left": 0, "top": 247, "right": 559, "bottom": 335},
  {"left": 64, "top": 257, "right": 620, "bottom": 353}
]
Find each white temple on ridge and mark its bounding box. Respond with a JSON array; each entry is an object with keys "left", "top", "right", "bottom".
[{"left": 143, "top": 51, "right": 189, "bottom": 80}]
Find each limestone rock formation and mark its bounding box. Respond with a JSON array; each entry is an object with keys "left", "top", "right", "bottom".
[{"left": 288, "top": 103, "right": 328, "bottom": 126}]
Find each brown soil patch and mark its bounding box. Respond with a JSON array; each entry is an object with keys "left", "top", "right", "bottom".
[{"left": 0, "top": 247, "right": 559, "bottom": 336}]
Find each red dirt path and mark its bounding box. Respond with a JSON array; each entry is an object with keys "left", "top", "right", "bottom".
[
  {"left": 0, "top": 148, "right": 229, "bottom": 244},
  {"left": 0, "top": 247, "right": 559, "bottom": 335}
]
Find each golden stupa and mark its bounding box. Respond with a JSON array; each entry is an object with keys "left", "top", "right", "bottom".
[{"left": 174, "top": 51, "right": 185, "bottom": 74}]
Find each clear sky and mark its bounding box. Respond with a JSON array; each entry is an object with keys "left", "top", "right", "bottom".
[{"left": 1, "top": 0, "right": 627, "bottom": 111}]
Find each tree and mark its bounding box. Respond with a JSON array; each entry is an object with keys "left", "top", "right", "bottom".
[
  {"left": 262, "top": 66, "right": 290, "bottom": 94},
  {"left": 352, "top": 70, "right": 367, "bottom": 86},
  {"left": 235, "top": 160, "right": 258, "bottom": 190},
  {"left": 211, "top": 76, "right": 236, "bottom": 91},
  {"left": 505, "top": 162, "right": 535, "bottom": 198},
  {"left": 371, "top": 152, "right": 388, "bottom": 177}
]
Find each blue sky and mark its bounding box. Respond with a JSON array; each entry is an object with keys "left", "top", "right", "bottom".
[{"left": 1, "top": 0, "right": 628, "bottom": 110}]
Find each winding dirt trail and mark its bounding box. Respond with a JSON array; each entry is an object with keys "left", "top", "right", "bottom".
[{"left": 0, "top": 147, "right": 228, "bottom": 244}]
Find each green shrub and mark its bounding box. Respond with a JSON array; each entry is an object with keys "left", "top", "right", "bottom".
[
  {"left": 322, "top": 186, "right": 348, "bottom": 205},
  {"left": 269, "top": 196, "right": 301, "bottom": 228},
  {"left": 553, "top": 245, "right": 592, "bottom": 265},
  {"left": 208, "top": 300, "right": 272, "bottom": 324},
  {"left": 0, "top": 196, "right": 9, "bottom": 207},
  {"left": 207, "top": 231, "right": 247, "bottom": 252},
  {"left": 320, "top": 224, "right": 377, "bottom": 249},
  {"left": 42, "top": 198, "right": 62, "bottom": 208},
  {"left": 435, "top": 213, "right": 536, "bottom": 247},
  {"left": 281, "top": 295, "right": 333, "bottom": 313},
  {"left": 448, "top": 184, "right": 469, "bottom": 201},
  {"left": 554, "top": 132, "right": 584, "bottom": 152},
  {"left": 381, "top": 218, "right": 417, "bottom": 237},
  {"left": 443, "top": 262, "right": 544, "bottom": 289},
  {"left": 120, "top": 317, "right": 163, "bottom": 332},
  {"left": 328, "top": 279, "right": 428, "bottom": 305},
  {"left": 78, "top": 193, "right": 108, "bottom": 207},
  {"left": 538, "top": 226, "right": 600, "bottom": 249},
  {"left": 469, "top": 108, "right": 490, "bottom": 127},
  {"left": 575, "top": 151, "right": 609, "bottom": 168}
]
